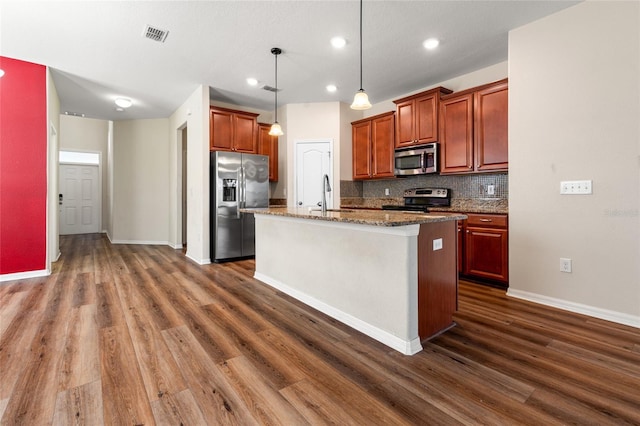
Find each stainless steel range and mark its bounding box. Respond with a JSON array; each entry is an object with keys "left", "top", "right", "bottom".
[{"left": 382, "top": 188, "right": 451, "bottom": 212}]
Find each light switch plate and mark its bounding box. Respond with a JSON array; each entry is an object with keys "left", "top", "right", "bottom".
[{"left": 560, "top": 180, "right": 592, "bottom": 195}]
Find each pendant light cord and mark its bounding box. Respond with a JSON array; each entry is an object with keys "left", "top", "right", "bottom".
[
  {"left": 274, "top": 51, "right": 278, "bottom": 122},
  {"left": 358, "top": 0, "right": 363, "bottom": 91}
]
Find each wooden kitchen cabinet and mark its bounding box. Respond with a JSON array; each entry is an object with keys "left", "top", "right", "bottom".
[
  {"left": 440, "top": 79, "right": 508, "bottom": 174},
  {"left": 464, "top": 213, "right": 509, "bottom": 285},
  {"left": 210, "top": 106, "right": 259, "bottom": 153},
  {"left": 352, "top": 111, "right": 395, "bottom": 180},
  {"left": 257, "top": 123, "right": 278, "bottom": 182},
  {"left": 393, "top": 86, "right": 452, "bottom": 149}
]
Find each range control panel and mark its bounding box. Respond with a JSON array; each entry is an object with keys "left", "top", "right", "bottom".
[{"left": 404, "top": 188, "right": 449, "bottom": 199}]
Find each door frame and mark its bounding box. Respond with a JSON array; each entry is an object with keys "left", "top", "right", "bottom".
[
  {"left": 293, "top": 138, "right": 334, "bottom": 209},
  {"left": 58, "top": 149, "right": 103, "bottom": 235}
]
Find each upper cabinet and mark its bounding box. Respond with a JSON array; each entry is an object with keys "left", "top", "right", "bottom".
[
  {"left": 393, "top": 87, "right": 453, "bottom": 149},
  {"left": 210, "top": 106, "right": 259, "bottom": 153},
  {"left": 440, "top": 79, "right": 508, "bottom": 174},
  {"left": 257, "top": 123, "right": 279, "bottom": 182},
  {"left": 352, "top": 111, "right": 395, "bottom": 180}
]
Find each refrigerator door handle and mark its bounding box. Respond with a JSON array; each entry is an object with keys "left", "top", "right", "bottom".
[{"left": 236, "top": 168, "right": 241, "bottom": 219}]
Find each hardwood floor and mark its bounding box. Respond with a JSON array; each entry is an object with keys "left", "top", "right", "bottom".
[{"left": 1, "top": 233, "right": 638, "bottom": 425}]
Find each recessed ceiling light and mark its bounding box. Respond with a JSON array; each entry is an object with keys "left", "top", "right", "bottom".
[
  {"left": 115, "top": 98, "right": 132, "bottom": 108},
  {"left": 331, "top": 36, "right": 347, "bottom": 49},
  {"left": 246, "top": 78, "right": 259, "bottom": 86},
  {"left": 326, "top": 84, "right": 337, "bottom": 93},
  {"left": 423, "top": 38, "right": 440, "bottom": 50}
]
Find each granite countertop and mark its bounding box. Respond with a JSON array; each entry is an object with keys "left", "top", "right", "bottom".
[
  {"left": 341, "top": 197, "right": 508, "bottom": 215},
  {"left": 243, "top": 206, "right": 467, "bottom": 227}
]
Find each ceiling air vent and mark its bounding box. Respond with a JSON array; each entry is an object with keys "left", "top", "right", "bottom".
[
  {"left": 143, "top": 25, "right": 169, "bottom": 43},
  {"left": 262, "top": 85, "right": 280, "bottom": 93}
]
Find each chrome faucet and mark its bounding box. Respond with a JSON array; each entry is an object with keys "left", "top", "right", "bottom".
[{"left": 321, "top": 174, "right": 332, "bottom": 213}]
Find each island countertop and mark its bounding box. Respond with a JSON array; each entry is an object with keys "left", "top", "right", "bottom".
[{"left": 243, "top": 206, "right": 467, "bottom": 227}]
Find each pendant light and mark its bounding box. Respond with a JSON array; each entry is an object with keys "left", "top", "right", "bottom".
[
  {"left": 351, "top": 0, "right": 372, "bottom": 110},
  {"left": 269, "top": 47, "right": 284, "bottom": 136}
]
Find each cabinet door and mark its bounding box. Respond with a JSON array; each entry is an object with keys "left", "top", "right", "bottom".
[
  {"left": 440, "top": 93, "right": 474, "bottom": 174},
  {"left": 233, "top": 114, "right": 257, "bottom": 153},
  {"left": 475, "top": 82, "right": 508, "bottom": 171},
  {"left": 371, "top": 114, "right": 395, "bottom": 178},
  {"left": 415, "top": 94, "right": 438, "bottom": 144},
  {"left": 210, "top": 109, "right": 234, "bottom": 151},
  {"left": 352, "top": 121, "right": 372, "bottom": 179},
  {"left": 258, "top": 124, "right": 278, "bottom": 182},
  {"left": 394, "top": 100, "right": 415, "bottom": 148},
  {"left": 465, "top": 226, "right": 508, "bottom": 283}
]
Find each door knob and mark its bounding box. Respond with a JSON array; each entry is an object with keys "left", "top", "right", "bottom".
[{"left": 298, "top": 201, "right": 302, "bottom": 206}]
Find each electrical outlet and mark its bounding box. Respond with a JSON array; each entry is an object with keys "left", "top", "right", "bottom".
[
  {"left": 560, "top": 258, "right": 572, "bottom": 273},
  {"left": 385, "top": 188, "right": 390, "bottom": 196},
  {"left": 433, "top": 238, "right": 443, "bottom": 251},
  {"left": 560, "top": 180, "right": 592, "bottom": 195},
  {"left": 487, "top": 184, "right": 495, "bottom": 195}
]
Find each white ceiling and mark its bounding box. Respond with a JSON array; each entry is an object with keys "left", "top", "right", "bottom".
[{"left": 0, "top": 0, "right": 579, "bottom": 121}]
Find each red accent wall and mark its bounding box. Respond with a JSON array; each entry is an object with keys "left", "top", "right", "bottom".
[{"left": 0, "top": 56, "right": 48, "bottom": 274}]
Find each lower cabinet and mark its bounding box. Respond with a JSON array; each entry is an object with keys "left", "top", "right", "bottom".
[{"left": 458, "top": 213, "right": 509, "bottom": 287}]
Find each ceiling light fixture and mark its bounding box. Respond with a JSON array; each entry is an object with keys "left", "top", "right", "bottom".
[
  {"left": 331, "top": 36, "right": 347, "bottom": 49},
  {"left": 246, "top": 77, "right": 258, "bottom": 86},
  {"left": 115, "top": 97, "right": 132, "bottom": 108},
  {"left": 350, "top": 0, "right": 371, "bottom": 110},
  {"left": 423, "top": 38, "right": 440, "bottom": 50},
  {"left": 326, "top": 84, "right": 337, "bottom": 93},
  {"left": 268, "top": 47, "right": 284, "bottom": 136}
]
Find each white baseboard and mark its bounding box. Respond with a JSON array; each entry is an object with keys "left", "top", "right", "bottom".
[
  {"left": 185, "top": 253, "right": 210, "bottom": 265},
  {"left": 254, "top": 272, "right": 423, "bottom": 356},
  {"left": 1, "top": 269, "right": 50, "bottom": 283},
  {"left": 109, "top": 239, "right": 171, "bottom": 246},
  {"left": 507, "top": 289, "right": 640, "bottom": 329}
]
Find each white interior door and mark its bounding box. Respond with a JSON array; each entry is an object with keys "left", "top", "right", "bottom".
[
  {"left": 295, "top": 140, "right": 332, "bottom": 209},
  {"left": 59, "top": 164, "right": 100, "bottom": 235}
]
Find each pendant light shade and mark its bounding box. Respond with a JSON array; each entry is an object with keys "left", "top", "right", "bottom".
[
  {"left": 269, "top": 47, "right": 284, "bottom": 136},
  {"left": 269, "top": 122, "right": 283, "bottom": 136},
  {"left": 351, "top": 0, "right": 372, "bottom": 110}
]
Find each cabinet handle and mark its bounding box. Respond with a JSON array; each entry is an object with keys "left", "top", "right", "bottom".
[
  {"left": 466, "top": 230, "right": 470, "bottom": 233},
  {"left": 480, "top": 218, "right": 492, "bottom": 222}
]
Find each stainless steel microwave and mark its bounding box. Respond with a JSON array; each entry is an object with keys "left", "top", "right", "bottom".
[{"left": 394, "top": 143, "right": 438, "bottom": 176}]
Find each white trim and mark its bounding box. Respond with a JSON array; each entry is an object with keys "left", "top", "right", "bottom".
[
  {"left": 109, "top": 239, "right": 171, "bottom": 246},
  {"left": 507, "top": 289, "right": 640, "bottom": 329},
  {"left": 254, "top": 271, "right": 423, "bottom": 356},
  {"left": 1, "top": 269, "right": 50, "bottom": 283},
  {"left": 185, "top": 253, "right": 210, "bottom": 265}
]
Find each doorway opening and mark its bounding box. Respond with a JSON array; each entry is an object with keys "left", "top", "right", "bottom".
[{"left": 178, "top": 125, "right": 188, "bottom": 253}]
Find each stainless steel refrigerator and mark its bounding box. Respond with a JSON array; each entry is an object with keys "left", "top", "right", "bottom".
[{"left": 210, "top": 151, "right": 269, "bottom": 262}]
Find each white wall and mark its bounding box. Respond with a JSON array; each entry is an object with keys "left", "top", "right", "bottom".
[
  {"left": 364, "top": 62, "right": 508, "bottom": 118},
  {"left": 283, "top": 102, "right": 344, "bottom": 206},
  {"left": 59, "top": 115, "right": 110, "bottom": 232},
  {"left": 508, "top": 1, "right": 640, "bottom": 325},
  {"left": 112, "top": 119, "right": 170, "bottom": 244},
  {"left": 169, "top": 85, "right": 210, "bottom": 263}
]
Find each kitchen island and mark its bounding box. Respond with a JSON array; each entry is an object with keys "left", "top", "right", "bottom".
[{"left": 242, "top": 207, "right": 466, "bottom": 355}]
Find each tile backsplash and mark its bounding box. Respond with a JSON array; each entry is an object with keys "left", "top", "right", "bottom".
[{"left": 341, "top": 172, "right": 508, "bottom": 200}]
